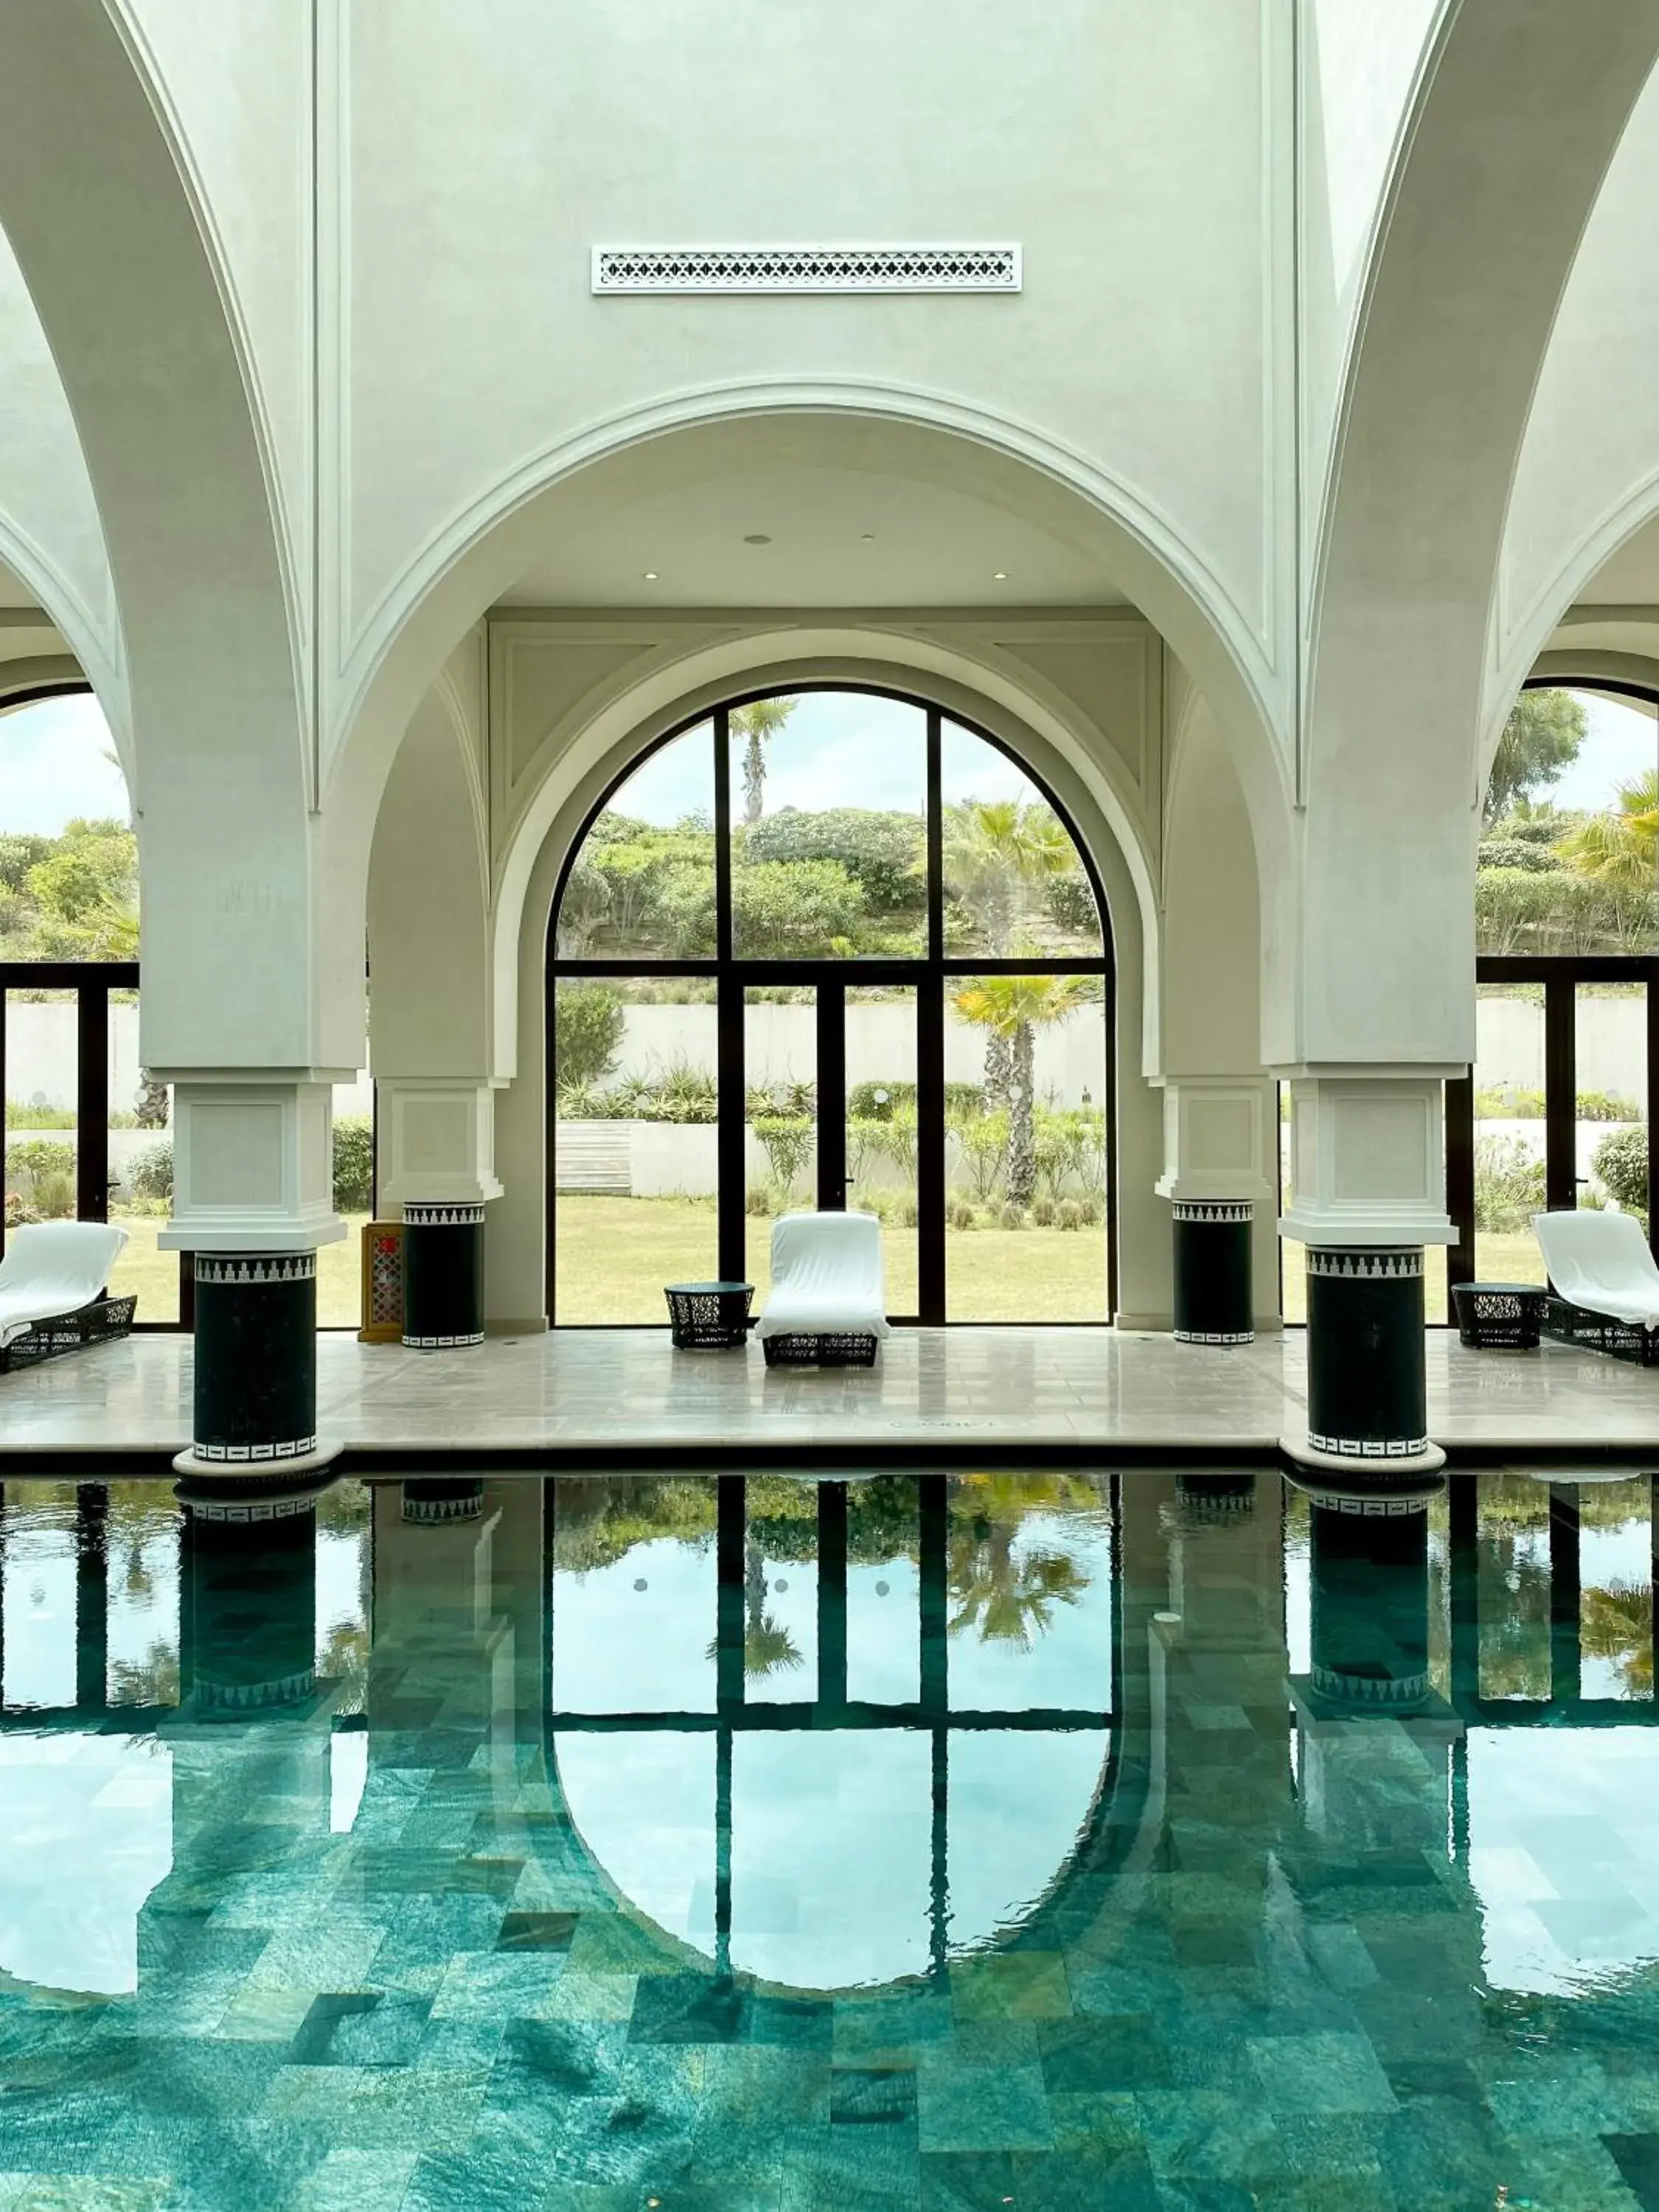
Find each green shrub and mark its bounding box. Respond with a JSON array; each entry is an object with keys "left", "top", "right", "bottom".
[
  {"left": 32, "top": 1169, "right": 75, "bottom": 1219},
  {"left": 1032, "top": 1195, "right": 1056, "bottom": 1227},
  {"left": 747, "top": 1079, "right": 816, "bottom": 1119},
  {"left": 752, "top": 1116, "right": 813, "bottom": 1194},
  {"left": 1594, "top": 1124, "right": 1648, "bottom": 1217},
  {"left": 948, "top": 1200, "right": 976, "bottom": 1231},
  {"left": 744, "top": 807, "right": 923, "bottom": 911},
  {"left": 1073, "top": 1193, "right": 1102, "bottom": 1228},
  {"left": 998, "top": 1201, "right": 1026, "bottom": 1231},
  {"left": 1474, "top": 1085, "right": 1546, "bottom": 1120},
  {"left": 900, "top": 1197, "right": 919, "bottom": 1229},
  {"left": 1474, "top": 1133, "right": 1545, "bottom": 1233},
  {"left": 651, "top": 1059, "right": 719, "bottom": 1124},
  {"left": 728, "top": 858, "right": 868, "bottom": 959},
  {"left": 6, "top": 1137, "right": 74, "bottom": 1192},
  {"left": 5, "top": 1100, "right": 76, "bottom": 1129},
  {"left": 1477, "top": 838, "right": 1555, "bottom": 873},
  {"left": 1043, "top": 869, "right": 1099, "bottom": 939},
  {"left": 849, "top": 1079, "right": 908, "bottom": 1121},
  {"left": 1056, "top": 1198, "right": 1083, "bottom": 1231},
  {"left": 332, "top": 1116, "right": 375, "bottom": 1215},
  {"left": 954, "top": 1110, "right": 1009, "bottom": 1203},
  {"left": 128, "top": 1140, "right": 174, "bottom": 1204},
  {"left": 1576, "top": 1090, "right": 1642, "bottom": 1124},
  {"left": 554, "top": 981, "right": 626, "bottom": 1090}
]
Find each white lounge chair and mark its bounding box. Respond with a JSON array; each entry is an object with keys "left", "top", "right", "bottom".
[
  {"left": 756, "top": 1210, "right": 891, "bottom": 1367},
  {"left": 0, "top": 1222, "right": 130, "bottom": 1351},
  {"left": 1531, "top": 1208, "right": 1659, "bottom": 1356}
]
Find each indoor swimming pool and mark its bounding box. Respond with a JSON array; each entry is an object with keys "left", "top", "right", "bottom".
[{"left": 0, "top": 1466, "right": 1656, "bottom": 2210}]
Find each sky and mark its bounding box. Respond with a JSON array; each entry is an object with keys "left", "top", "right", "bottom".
[
  {"left": 610, "top": 690, "right": 1038, "bottom": 827},
  {"left": 1548, "top": 689, "right": 1656, "bottom": 811},
  {"left": 0, "top": 691, "right": 129, "bottom": 833}
]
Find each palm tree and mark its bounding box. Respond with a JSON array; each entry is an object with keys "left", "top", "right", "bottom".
[
  {"left": 942, "top": 801, "right": 1073, "bottom": 955},
  {"left": 950, "top": 975, "right": 1088, "bottom": 1207},
  {"left": 731, "top": 696, "right": 799, "bottom": 827},
  {"left": 942, "top": 801, "right": 1074, "bottom": 1105},
  {"left": 1555, "top": 769, "right": 1659, "bottom": 891}
]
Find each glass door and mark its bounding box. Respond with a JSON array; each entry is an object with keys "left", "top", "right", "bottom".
[
  {"left": 742, "top": 985, "right": 819, "bottom": 1305},
  {"left": 1449, "top": 961, "right": 1659, "bottom": 1295},
  {"left": 845, "top": 983, "right": 921, "bottom": 1323}
]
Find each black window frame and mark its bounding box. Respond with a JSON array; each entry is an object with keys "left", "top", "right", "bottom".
[{"left": 545, "top": 682, "right": 1118, "bottom": 1328}]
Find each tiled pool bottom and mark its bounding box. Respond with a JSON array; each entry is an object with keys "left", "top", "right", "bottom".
[{"left": 1, "top": 1472, "right": 1658, "bottom": 2212}]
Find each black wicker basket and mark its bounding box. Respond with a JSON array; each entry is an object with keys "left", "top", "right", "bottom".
[
  {"left": 664, "top": 1281, "right": 753, "bottom": 1349},
  {"left": 0, "top": 1293, "right": 137, "bottom": 1373},
  {"left": 1450, "top": 1283, "right": 1545, "bottom": 1351},
  {"left": 1540, "top": 1293, "right": 1659, "bottom": 1366},
  {"left": 761, "top": 1331, "right": 879, "bottom": 1368}
]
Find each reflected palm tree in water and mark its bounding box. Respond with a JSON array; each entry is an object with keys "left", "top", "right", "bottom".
[
  {"left": 947, "top": 1473, "right": 1095, "bottom": 1649},
  {"left": 705, "top": 1537, "right": 804, "bottom": 1683}
]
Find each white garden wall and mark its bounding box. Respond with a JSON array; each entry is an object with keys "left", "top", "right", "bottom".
[
  {"left": 598, "top": 1001, "right": 1108, "bottom": 1109},
  {"left": 4, "top": 1001, "right": 375, "bottom": 1118}
]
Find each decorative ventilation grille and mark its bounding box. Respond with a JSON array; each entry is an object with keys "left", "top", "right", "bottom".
[{"left": 591, "top": 245, "right": 1021, "bottom": 296}]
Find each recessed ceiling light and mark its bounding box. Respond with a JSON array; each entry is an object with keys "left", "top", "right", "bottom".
[
  {"left": 642, "top": 570, "right": 659, "bottom": 580},
  {"left": 992, "top": 570, "right": 1009, "bottom": 581},
  {"left": 860, "top": 532, "right": 876, "bottom": 543},
  {"left": 743, "top": 532, "right": 772, "bottom": 545}
]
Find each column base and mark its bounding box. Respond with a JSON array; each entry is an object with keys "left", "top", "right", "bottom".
[
  {"left": 173, "top": 1441, "right": 343, "bottom": 1484},
  {"left": 186, "top": 1251, "right": 327, "bottom": 1470},
  {"left": 401, "top": 1478, "right": 485, "bottom": 1524},
  {"left": 1172, "top": 1201, "right": 1254, "bottom": 1344},
  {"left": 401, "top": 1202, "right": 487, "bottom": 1349},
  {"left": 1304, "top": 1245, "right": 1433, "bottom": 1460},
  {"left": 1279, "top": 1432, "right": 1446, "bottom": 1478}
]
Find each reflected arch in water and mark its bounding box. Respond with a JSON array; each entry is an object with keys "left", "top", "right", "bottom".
[{"left": 544, "top": 1472, "right": 1128, "bottom": 1994}]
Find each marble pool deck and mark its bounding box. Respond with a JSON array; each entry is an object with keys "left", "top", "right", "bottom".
[{"left": 1, "top": 1326, "right": 1656, "bottom": 1467}]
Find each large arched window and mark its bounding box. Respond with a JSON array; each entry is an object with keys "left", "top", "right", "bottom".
[
  {"left": 1447, "top": 678, "right": 1659, "bottom": 1301},
  {"left": 0, "top": 687, "right": 371, "bottom": 1330},
  {"left": 546, "top": 686, "right": 1114, "bottom": 1326}
]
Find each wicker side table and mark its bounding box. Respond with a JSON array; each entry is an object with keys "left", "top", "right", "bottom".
[
  {"left": 665, "top": 1281, "right": 754, "bottom": 1349},
  {"left": 1450, "top": 1282, "right": 1546, "bottom": 1350}
]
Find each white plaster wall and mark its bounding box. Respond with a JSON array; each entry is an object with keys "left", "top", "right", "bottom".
[
  {"left": 122, "top": 0, "right": 313, "bottom": 669},
  {"left": 366, "top": 669, "right": 492, "bottom": 1082},
  {"left": 1298, "top": 0, "right": 1441, "bottom": 554},
  {"left": 1497, "top": 64, "right": 1659, "bottom": 715},
  {"left": 335, "top": 0, "right": 1282, "bottom": 710},
  {"left": 0, "top": 229, "right": 121, "bottom": 717}
]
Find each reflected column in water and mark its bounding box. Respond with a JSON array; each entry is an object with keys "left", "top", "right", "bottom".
[
  {"left": 1157, "top": 1476, "right": 1292, "bottom": 1891},
  {"left": 75, "top": 1484, "right": 109, "bottom": 1712},
  {"left": 178, "top": 1481, "right": 324, "bottom": 1714},
  {"left": 1290, "top": 1477, "right": 1461, "bottom": 1854}
]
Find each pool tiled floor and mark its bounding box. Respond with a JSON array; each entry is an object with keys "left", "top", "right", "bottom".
[{"left": 0, "top": 1469, "right": 1657, "bottom": 2207}]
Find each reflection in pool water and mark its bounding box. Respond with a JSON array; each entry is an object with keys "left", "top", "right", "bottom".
[{"left": 0, "top": 1466, "right": 1655, "bottom": 2206}]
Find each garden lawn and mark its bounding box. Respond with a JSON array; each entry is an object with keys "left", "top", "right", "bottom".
[
  {"left": 108, "top": 1212, "right": 370, "bottom": 1329},
  {"left": 1278, "top": 1236, "right": 1543, "bottom": 1326},
  {"left": 554, "top": 1194, "right": 1112, "bottom": 1324}
]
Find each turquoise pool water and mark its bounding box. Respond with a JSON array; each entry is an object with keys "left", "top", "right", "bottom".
[{"left": 0, "top": 1467, "right": 1655, "bottom": 2209}]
